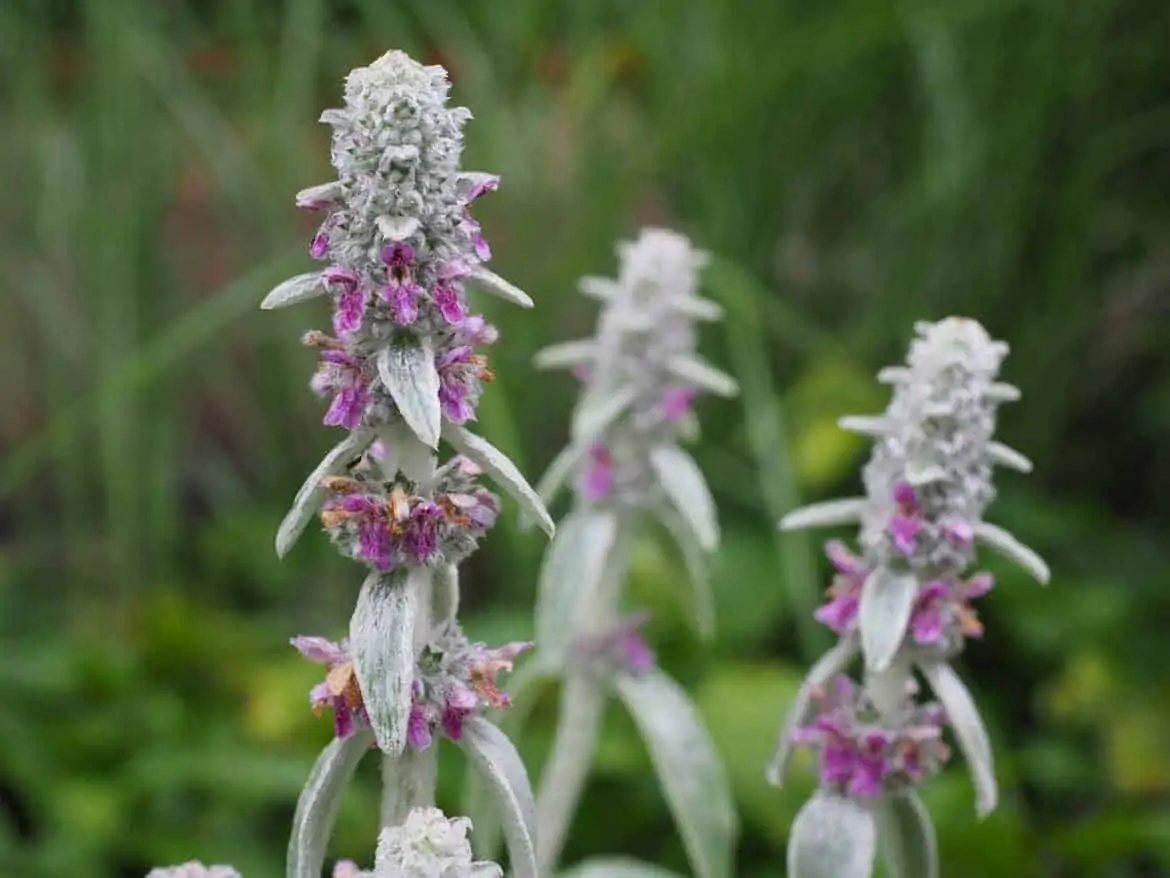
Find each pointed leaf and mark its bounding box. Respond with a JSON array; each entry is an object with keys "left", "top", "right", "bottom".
[
  {"left": 859, "top": 569, "right": 917, "bottom": 673},
  {"left": 667, "top": 355, "right": 739, "bottom": 398},
  {"left": 443, "top": 424, "right": 554, "bottom": 537},
  {"left": 261, "top": 272, "right": 325, "bottom": 310},
  {"left": 778, "top": 497, "right": 867, "bottom": 532},
  {"left": 276, "top": 430, "right": 374, "bottom": 557},
  {"left": 572, "top": 382, "right": 638, "bottom": 444},
  {"left": 578, "top": 276, "right": 618, "bottom": 301},
  {"left": 469, "top": 267, "right": 534, "bottom": 308},
  {"left": 987, "top": 441, "right": 1033, "bottom": 473},
  {"left": 649, "top": 445, "right": 720, "bottom": 552},
  {"left": 974, "top": 521, "right": 1050, "bottom": 583},
  {"left": 533, "top": 339, "right": 597, "bottom": 371},
  {"left": 377, "top": 342, "right": 441, "bottom": 450},
  {"left": 518, "top": 443, "right": 588, "bottom": 532},
  {"left": 672, "top": 295, "right": 724, "bottom": 321},
  {"left": 560, "top": 858, "right": 686, "bottom": 878},
  {"left": 788, "top": 792, "right": 876, "bottom": 878},
  {"left": 838, "top": 415, "right": 888, "bottom": 437},
  {"left": 655, "top": 504, "right": 714, "bottom": 640},
  {"left": 986, "top": 382, "right": 1022, "bottom": 402},
  {"left": 615, "top": 669, "right": 737, "bottom": 878},
  {"left": 535, "top": 510, "right": 619, "bottom": 662},
  {"left": 456, "top": 716, "right": 539, "bottom": 878},
  {"left": 766, "top": 635, "right": 860, "bottom": 785},
  {"left": 295, "top": 181, "right": 344, "bottom": 211},
  {"left": 350, "top": 569, "right": 420, "bottom": 757},
  {"left": 917, "top": 659, "right": 997, "bottom": 817},
  {"left": 877, "top": 366, "right": 910, "bottom": 384},
  {"left": 431, "top": 564, "right": 460, "bottom": 626},
  {"left": 287, "top": 729, "right": 374, "bottom": 878},
  {"left": 875, "top": 791, "right": 938, "bottom": 878}
]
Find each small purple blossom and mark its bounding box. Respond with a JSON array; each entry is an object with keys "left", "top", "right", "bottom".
[
  {"left": 577, "top": 443, "right": 614, "bottom": 502},
  {"left": 308, "top": 345, "right": 369, "bottom": 431},
  {"left": 888, "top": 480, "right": 923, "bottom": 555},
  {"left": 436, "top": 345, "right": 492, "bottom": 423},
  {"left": 380, "top": 242, "right": 426, "bottom": 325},
  {"left": 813, "top": 541, "right": 869, "bottom": 635},
  {"left": 573, "top": 612, "right": 657, "bottom": 676},
  {"left": 792, "top": 674, "right": 950, "bottom": 798},
  {"left": 290, "top": 636, "right": 369, "bottom": 739},
  {"left": 433, "top": 279, "right": 467, "bottom": 325},
  {"left": 457, "top": 313, "right": 499, "bottom": 347},
  {"left": 324, "top": 266, "right": 367, "bottom": 336},
  {"left": 660, "top": 386, "right": 697, "bottom": 422}
]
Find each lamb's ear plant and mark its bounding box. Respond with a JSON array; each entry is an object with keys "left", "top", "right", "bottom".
[
  {"left": 485, "top": 228, "right": 739, "bottom": 878},
  {"left": 149, "top": 49, "right": 552, "bottom": 878},
  {"left": 769, "top": 317, "right": 1050, "bottom": 878}
]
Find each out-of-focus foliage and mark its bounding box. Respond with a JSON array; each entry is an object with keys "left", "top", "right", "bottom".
[{"left": 1, "top": 0, "right": 1168, "bottom": 876}]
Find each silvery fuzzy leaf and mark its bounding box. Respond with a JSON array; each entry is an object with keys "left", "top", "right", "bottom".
[
  {"left": 777, "top": 497, "right": 867, "bottom": 533},
  {"left": 837, "top": 415, "right": 888, "bottom": 437},
  {"left": 287, "top": 728, "right": 375, "bottom": 878},
  {"left": 678, "top": 409, "right": 701, "bottom": 442},
  {"left": 535, "top": 510, "right": 619, "bottom": 664},
  {"left": 877, "top": 366, "right": 910, "bottom": 384},
  {"left": 787, "top": 792, "right": 876, "bottom": 878},
  {"left": 276, "top": 429, "right": 375, "bottom": 558},
  {"left": 431, "top": 564, "right": 460, "bottom": 627},
  {"left": 766, "top": 635, "right": 860, "bottom": 786},
  {"left": 377, "top": 421, "right": 436, "bottom": 485},
  {"left": 470, "top": 865, "right": 504, "bottom": 878},
  {"left": 649, "top": 445, "right": 720, "bottom": 552},
  {"left": 377, "top": 342, "right": 442, "bottom": 450},
  {"left": 443, "top": 423, "right": 555, "bottom": 537},
  {"left": 985, "top": 382, "right": 1022, "bottom": 403},
  {"left": 615, "top": 669, "right": 737, "bottom": 878},
  {"left": 655, "top": 503, "right": 714, "bottom": 640},
  {"left": 468, "top": 267, "right": 535, "bottom": 308},
  {"left": 516, "top": 443, "right": 588, "bottom": 532},
  {"left": 375, "top": 214, "right": 421, "bottom": 242},
  {"left": 904, "top": 459, "right": 948, "bottom": 486},
  {"left": 577, "top": 276, "right": 619, "bottom": 301},
  {"left": 533, "top": 339, "right": 598, "bottom": 371},
  {"left": 319, "top": 107, "right": 351, "bottom": 127},
  {"left": 666, "top": 355, "right": 739, "bottom": 398},
  {"left": 560, "top": 858, "right": 687, "bottom": 878},
  {"left": 671, "top": 295, "right": 725, "bottom": 322},
  {"left": 974, "top": 521, "right": 1050, "bottom": 584},
  {"left": 986, "top": 441, "right": 1033, "bottom": 473},
  {"left": 379, "top": 745, "right": 438, "bottom": 830},
  {"left": 859, "top": 569, "right": 917, "bottom": 673},
  {"left": 464, "top": 662, "right": 557, "bottom": 863},
  {"left": 917, "top": 660, "right": 997, "bottom": 817},
  {"left": 350, "top": 569, "right": 421, "bottom": 757},
  {"left": 572, "top": 382, "right": 638, "bottom": 444},
  {"left": 456, "top": 716, "right": 539, "bottom": 878},
  {"left": 295, "top": 181, "right": 344, "bottom": 211},
  {"left": 261, "top": 271, "right": 326, "bottom": 310},
  {"left": 875, "top": 791, "right": 938, "bottom": 878}
]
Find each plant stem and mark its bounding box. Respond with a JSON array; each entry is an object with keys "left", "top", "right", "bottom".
[{"left": 379, "top": 745, "right": 439, "bottom": 831}]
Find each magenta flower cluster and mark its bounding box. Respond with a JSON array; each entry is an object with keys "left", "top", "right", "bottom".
[
  {"left": 319, "top": 456, "right": 499, "bottom": 571},
  {"left": 792, "top": 676, "right": 951, "bottom": 798},
  {"left": 814, "top": 540, "right": 994, "bottom": 655}
]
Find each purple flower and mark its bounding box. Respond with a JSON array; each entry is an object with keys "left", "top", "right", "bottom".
[
  {"left": 943, "top": 518, "right": 974, "bottom": 549},
  {"left": 573, "top": 612, "right": 656, "bottom": 676},
  {"left": 660, "top": 386, "right": 697, "bottom": 422},
  {"left": 813, "top": 541, "right": 869, "bottom": 635},
  {"left": 380, "top": 242, "right": 426, "bottom": 325},
  {"left": 291, "top": 636, "right": 369, "bottom": 739},
  {"left": 310, "top": 348, "right": 369, "bottom": 431},
  {"left": 909, "top": 572, "right": 994, "bottom": 646},
  {"left": 460, "top": 177, "right": 498, "bottom": 263},
  {"left": 793, "top": 674, "right": 950, "bottom": 798},
  {"left": 437, "top": 346, "right": 492, "bottom": 423},
  {"left": 324, "top": 267, "right": 366, "bottom": 336},
  {"left": 468, "top": 641, "right": 532, "bottom": 708},
  {"left": 403, "top": 502, "right": 444, "bottom": 564},
  {"left": 440, "top": 683, "right": 479, "bottom": 741},
  {"left": 465, "top": 175, "right": 500, "bottom": 203},
  {"left": 888, "top": 480, "right": 922, "bottom": 555},
  {"left": 577, "top": 443, "right": 614, "bottom": 502},
  {"left": 457, "top": 314, "right": 499, "bottom": 347},
  {"left": 408, "top": 681, "right": 434, "bottom": 751},
  {"left": 433, "top": 280, "right": 467, "bottom": 325}
]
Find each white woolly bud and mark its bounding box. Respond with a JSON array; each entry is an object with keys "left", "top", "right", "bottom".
[{"left": 373, "top": 806, "right": 503, "bottom": 878}]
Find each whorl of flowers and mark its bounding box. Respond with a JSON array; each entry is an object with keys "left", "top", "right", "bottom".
[
  {"left": 290, "top": 622, "right": 529, "bottom": 750},
  {"left": 774, "top": 317, "right": 1050, "bottom": 878}
]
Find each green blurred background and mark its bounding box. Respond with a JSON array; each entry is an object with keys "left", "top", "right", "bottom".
[{"left": 2, "top": 0, "right": 1169, "bottom": 875}]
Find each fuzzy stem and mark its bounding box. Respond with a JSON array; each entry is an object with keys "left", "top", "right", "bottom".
[
  {"left": 535, "top": 674, "right": 607, "bottom": 875},
  {"left": 377, "top": 425, "right": 443, "bottom": 828},
  {"left": 535, "top": 517, "right": 632, "bottom": 874},
  {"left": 379, "top": 745, "right": 440, "bottom": 830}
]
